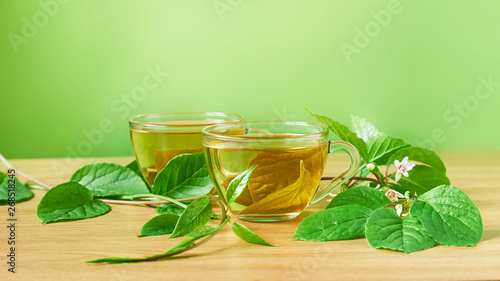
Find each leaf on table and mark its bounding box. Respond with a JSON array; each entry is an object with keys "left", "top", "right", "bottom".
[
  {"left": 231, "top": 222, "right": 277, "bottom": 246},
  {"left": 306, "top": 108, "right": 368, "bottom": 160},
  {"left": 88, "top": 237, "right": 199, "bottom": 264},
  {"left": 152, "top": 153, "right": 213, "bottom": 199},
  {"left": 326, "top": 185, "right": 392, "bottom": 211},
  {"left": 366, "top": 133, "right": 411, "bottom": 165},
  {"left": 292, "top": 205, "right": 374, "bottom": 241},
  {"left": 70, "top": 162, "right": 150, "bottom": 197},
  {"left": 0, "top": 172, "right": 34, "bottom": 205},
  {"left": 238, "top": 161, "right": 315, "bottom": 215},
  {"left": 170, "top": 197, "right": 212, "bottom": 238},
  {"left": 387, "top": 147, "right": 447, "bottom": 174},
  {"left": 394, "top": 165, "right": 450, "bottom": 195},
  {"left": 152, "top": 147, "right": 203, "bottom": 172},
  {"left": 138, "top": 214, "right": 179, "bottom": 237},
  {"left": 88, "top": 217, "right": 230, "bottom": 264},
  {"left": 351, "top": 115, "right": 380, "bottom": 142},
  {"left": 365, "top": 209, "right": 435, "bottom": 254},
  {"left": 410, "top": 185, "right": 483, "bottom": 246},
  {"left": 36, "top": 182, "right": 111, "bottom": 224}
]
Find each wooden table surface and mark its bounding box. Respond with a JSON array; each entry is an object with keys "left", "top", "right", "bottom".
[{"left": 1, "top": 152, "right": 499, "bottom": 281}]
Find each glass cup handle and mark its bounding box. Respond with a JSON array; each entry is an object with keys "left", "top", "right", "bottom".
[{"left": 309, "top": 141, "right": 361, "bottom": 205}]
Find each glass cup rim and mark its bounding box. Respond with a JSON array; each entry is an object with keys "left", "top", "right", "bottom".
[
  {"left": 202, "top": 121, "right": 329, "bottom": 142},
  {"left": 129, "top": 111, "right": 245, "bottom": 130}
]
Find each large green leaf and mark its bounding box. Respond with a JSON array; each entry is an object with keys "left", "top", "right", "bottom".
[
  {"left": 138, "top": 214, "right": 179, "bottom": 237},
  {"left": 36, "top": 182, "right": 111, "bottom": 224},
  {"left": 366, "top": 133, "right": 410, "bottom": 165},
  {"left": 410, "top": 185, "right": 482, "bottom": 246},
  {"left": 306, "top": 108, "right": 368, "bottom": 160},
  {"left": 365, "top": 209, "right": 435, "bottom": 254},
  {"left": 351, "top": 115, "right": 380, "bottom": 142},
  {"left": 170, "top": 197, "right": 212, "bottom": 238},
  {"left": 292, "top": 205, "right": 373, "bottom": 241},
  {"left": 0, "top": 172, "right": 34, "bottom": 205},
  {"left": 387, "top": 147, "right": 447, "bottom": 174},
  {"left": 70, "top": 162, "right": 150, "bottom": 197},
  {"left": 152, "top": 153, "right": 213, "bottom": 199},
  {"left": 326, "top": 186, "right": 392, "bottom": 210},
  {"left": 394, "top": 165, "right": 450, "bottom": 195},
  {"left": 231, "top": 222, "right": 277, "bottom": 246}
]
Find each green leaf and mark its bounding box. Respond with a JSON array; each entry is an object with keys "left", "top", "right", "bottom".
[
  {"left": 365, "top": 209, "right": 435, "bottom": 254},
  {"left": 387, "top": 147, "right": 447, "bottom": 174},
  {"left": 410, "top": 185, "right": 483, "bottom": 246},
  {"left": 231, "top": 222, "right": 277, "bottom": 246},
  {"left": 292, "top": 205, "right": 373, "bottom": 241},
  {"left": 351, "top": 115, "right": 380, "bottom": 142},
  {"left": 138, "top": 214, "right": 179, "bottom": 237},
  {"left": 170, "top": 197, "right": 212, "bottom": 238},
  {"left": 152, "top": 153, "right": 213, "bottom": 199},
  {"left": 366, "top": 133, "right": 411, "bottom": 165},
  {"left": 306, "top": 108, "right": 368, "bottom": 160},
  {"left": 36, "top": 182, "right": 111, "bottom": 224},
  {"left": 156, "top": 203, "right": 188, "bottom": 215},
  {"left": 70, "top": 162, "right": 150, "bottom": 197},
  {"left": 0, "top": 172, "right": 34, "bottom": 205},
  {"left": 125, "top": 160, "right": 149, "bottom": 186},
  {"left": 186, "top": 225, "right": 216, "bottom": 237},
  {"left": 394, "top": 165, "right": 450, "bottom": 195},
  {"left": 226, "top": 166, "right": 257, "bottom": 205},
  {"left": 326, "top": 186, "right": 392, "bottom": 210}
]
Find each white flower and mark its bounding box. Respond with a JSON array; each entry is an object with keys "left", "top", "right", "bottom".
[
  {"left": 394, "top": 156, "right": 416, "bottom": 181},
  {"left": 385, "top": 189, "right": 405, "bottom": 202},
  {"left": 366, "top": 163, "right": 376, "bottom": 171},
  {"left": 395, "top": 204, "right": 403, "bottom": 216}
]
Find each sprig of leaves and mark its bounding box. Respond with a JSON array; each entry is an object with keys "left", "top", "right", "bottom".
[
  {"left": 19, "top": 151, "right": 274, "bottom": 263},
  {"left": 89, "top": 165, "right": 274, "bottom": 263},
  {"left": 293, "top": 110, "right": 483, "bottom": 254}
]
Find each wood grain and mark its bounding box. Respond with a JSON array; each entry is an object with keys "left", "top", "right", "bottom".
[{"left": 1, "top": 152, "right": 499, "bottom": 280}]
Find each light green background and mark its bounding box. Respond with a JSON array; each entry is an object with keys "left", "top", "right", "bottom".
[{"left": 1, "top": 0, "right": 499, "bottom": 159}]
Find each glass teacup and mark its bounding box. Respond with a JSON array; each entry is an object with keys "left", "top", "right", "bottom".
[
  {"left": 129, "top": 112, "right": 244, "bottom": 187},
  {"left": 202, "top": 121, "right": 360, "bottom": 222}
]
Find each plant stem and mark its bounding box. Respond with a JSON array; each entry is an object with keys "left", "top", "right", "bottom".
[
  {"left": 99, "top": 199, "right": 174, "bottom": 205},
  {"left": 385, "top": 168, "right": 390, "bottom": 185},
  {"left": 0, "top": 153, "right": 53, "bottom": 189},
  {"left": 101, "top": 196, "right": 204, "bottom": 207},
  {"left": 372, "top": 172, "right": 383, "bottom": 185},
  {"left": 26, "top": 184, "right": 50, "bottom": 190},
  {"left": 321, "top": 176, "right": 380, "bottom": 184},
  {"left": 121, "top": 194, "right": 188, "bottom": 208}
]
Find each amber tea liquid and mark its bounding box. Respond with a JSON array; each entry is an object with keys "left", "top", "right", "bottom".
[
  {"left": 130, "top": 120, "right": 222, "bottom": 186},
  {"left": 204, "top": 134, "right": 328, "bottom": 221}
]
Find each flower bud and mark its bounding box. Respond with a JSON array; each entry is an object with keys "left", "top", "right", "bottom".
[{"left": 366, "top": 163, "right": 375, "bottom": 171}]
